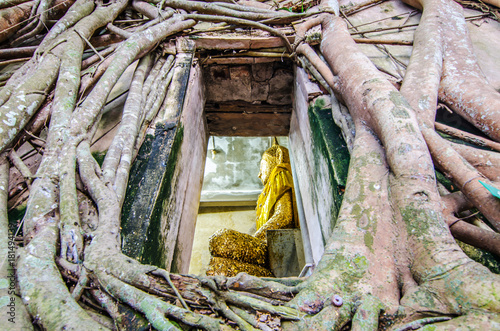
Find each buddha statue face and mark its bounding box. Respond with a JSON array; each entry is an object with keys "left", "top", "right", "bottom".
[
  {"left": 258, "top": 145, "right": 290, "bottom": 185},
  {"left": 258, "top": 155, "right": 275, "bottom": 185}
]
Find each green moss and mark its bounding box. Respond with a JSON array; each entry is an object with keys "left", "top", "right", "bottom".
[
  {"left": 326, "top": 253, "right": 369, "bottom": 285},
  {"left": 457, "top": 240, "right": 500, "bottom": 274},
  {"left": 121, "top": 52, "right": 193, "bottom": 269},
  {"left": 8, "top": 204, "right": 26, "bottom": 237},
  {"left": 404, "top": 122, "right": 416, "bottom": 133},
  {"left": 435, "top": 170, "right": 458, "bottom": 192},
  {"left": 120, "top": 134, "right": 155, "bottom": 241},
  {"left": 120, "top": 124, "right": 185, "bottom": 268},
  {"left": 381, "top": 3, "right": 394, "bottom": 12},
  {"left": 353, "top": 255, "right": 368, "bottom": 271},
  {"left": 313, "top": 97, "right": 326, "bottom": 109},
  {"left": 307, "top": 98, "right": 350, "bottom": 227},
  {"left": 140, "top": 299, "right": 179, "bottom": 330},
  {"left": 364, "top": 232, "right": 374, "bottom": 251},
  {"left": 309, "top": 98, "right": 350, "bottom": 186},
  {"left": 352, "top": 204, "right": 362, "bottom": 216},
  {"left": 389, "top": 91, "right": 411, "bottom": 119},
  {"left": 91, "top": 151, "right": 107, "bottom": 167},
  {"left": 142, "top": 124, "right": 184, "bottom": 267},
  {"left": 401, "top": 206, "right": 430, "bottom": 237}
]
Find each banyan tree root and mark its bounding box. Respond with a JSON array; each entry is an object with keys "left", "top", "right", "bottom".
[
  {"left": 284, "top": 4, "right": 500, "bottom": 328},
  {"left": 0, "top": 0, "right": 499, "bottom": 329}
]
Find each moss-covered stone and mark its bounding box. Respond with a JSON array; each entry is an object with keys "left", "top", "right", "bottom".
[
  {"left": 142, "top": 124, "right": 184, "bottom": 267},
  {"left": 308, "top": 98, "right": 350, "bottom": 222},
  {"left": 435, "top": 170, "right": 458, "bottom": 192},
  {"left": 121, "top": 49, "right": 194, "bottom": 269},
  {"left": 8, "top": 204, "right": 26, "bottom": 238},
  {"left": 91, "top": 151, "right": 107, "bottom": 167},
  {"left": 120, "top": 124, "right": 183, "bottom": 268},
  {"left": 457, "top": 240, "right": 500, "bottom": 274}
]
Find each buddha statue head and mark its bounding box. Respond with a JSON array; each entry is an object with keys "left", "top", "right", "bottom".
[{"left": 258, "top": 143, "right": 290, "bottom": 185}]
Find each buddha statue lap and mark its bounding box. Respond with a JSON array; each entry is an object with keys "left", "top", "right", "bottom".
[{"left": 206, "top": 142, "right": 298, "bottom": 277}]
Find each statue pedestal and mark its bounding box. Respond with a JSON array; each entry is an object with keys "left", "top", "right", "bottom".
[{"left": 267, "top": 229, "right": 305, "bottom": 277}]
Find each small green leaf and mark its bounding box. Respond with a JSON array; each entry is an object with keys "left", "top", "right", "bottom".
[{"left": 479, "top": 180, "right": 500, "bottom": 199}]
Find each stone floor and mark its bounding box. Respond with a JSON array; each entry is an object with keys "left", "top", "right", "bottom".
[{"left": 189, "top": 208, "right": 257, "bottom": 275}]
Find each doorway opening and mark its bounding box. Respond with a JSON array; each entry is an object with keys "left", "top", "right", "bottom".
[
  {"left": 120, "top": 56, "right": 346, "bottom": 277},
  {"left": 188, "top": 136, "right": 305, "bottom": 276}
]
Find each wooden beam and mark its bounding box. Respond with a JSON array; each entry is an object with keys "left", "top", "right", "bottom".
[
  {"left": 206, "top": 112, "right": 291, "bottom": 136},
  {"left": 201, "top": 57, "right": 285, "bottom": 65},
  {"left": 192, "top": 35, "right": 294, "bottom": 50},
  {"left": 205, "top": 101, "right": 291, "bottom": 114}
]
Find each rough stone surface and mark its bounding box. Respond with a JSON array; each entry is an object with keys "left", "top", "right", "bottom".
[{"left": 203, "top": 62, "right": 293, "bottom": 105}]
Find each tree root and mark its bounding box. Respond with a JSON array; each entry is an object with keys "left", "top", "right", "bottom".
[
  {"left": 393, "top": 316, "right": 452, "bottom": 331},
  {"left": 98, "top": 271, "right": 222, "bottom": 330}
]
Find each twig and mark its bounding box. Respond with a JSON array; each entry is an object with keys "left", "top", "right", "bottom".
[
  {"left": 351, "top": 22, "right": 419, "bottom": 35},
  {"left": 212, "top": 50, "right": 292, "bottom": 58},
  {"left": 35, "top": 37, "right": 67, "bottom": 60},
  {"left": 394, "top": 317, "right": 452, "bottom": 331},
  {"left": 0, "top": 0, "right": 75, "bottom": 37},
  {"left": 298, "top": 56, "right": 331, "bottom": 93},
  {"left": 11, "top": 0, "right": 51, "bottom": 46},
  {"left": 151, "top": 269, "right": 190, "bottom": 311},
  {"left": 90, "top": 288, "right": 123, "bottom": 326},
  {"left": 24, "top": 129, "right": 46, "bottom": 144},
  {"left": 292, "top": 14, "right": 325, "bottom": 48},
  {"left": 0, "top": 58, "right": 31, "bottom": 66},
  {"left": 82, "top": 44, "right": 118, "bottom": 70},
  {"left": 221, "top": 290, "right": 303, "bottom": 320},
  {"left": 237, "top": 291, "right": 287, "bottom": 306},
  {"left": 187, "top": 22, "right": 234, "bottom": 34},
  {"left": 351, "top": 14, "right": 488, "bottom": 36},
  {"left": 228, "top": 305, "right": 261, "bottom": 328},
  {"left": 90, "top": 120, "right": 121, "bottom": 148},
  {"left": 185, "top": 13, "right": 293, "bottom": 52},
  {"left": 343, "top": 11, "right": 406, "bottom": 78},
  {"left": 353, "top": 37, "right": 412, "bottom": 45},
  {"left": 71, "top": 268, "right": 88, "bottom": 301},
  {"left": 106, "top": 23, "right": 132, "bottom": 39},
  {"left": 348, "top": 11, "right": 417, "bottom": 30},
  {"left": 296, "top": 43, "right": 339, "bottom": 92},
  {"left": 435, "top": 122, "right": 500, "bottom": 152},
  {"left": 75, "top": 29, "right": 104, "bottom": 62},
  {"left": 8, "top": 150, "right": 33, "bottom": 184},
  {"left": 0, "top": 46, "right": 38, "bottom": 60},
  {"left": 341, "top": 0, "right": 386, "bottom": 16},
  {"left": 457, "top": 210, "right": 480, "bottom": 220},
  {"left": 161, "top": 0, "right": 293, "bottom": 21},
  {"left": 8, "top": 187, "right": 28, "bottom": 211},
  {"left": 114, "top": 18, "right": 150, "bottom": 24},
  {"left": 216, "top": 299, "right": 258, "bottom": 331}
]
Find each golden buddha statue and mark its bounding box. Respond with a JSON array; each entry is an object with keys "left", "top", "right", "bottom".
[{"left": 206, "top": 141, "right": 298, "bottom": 277}]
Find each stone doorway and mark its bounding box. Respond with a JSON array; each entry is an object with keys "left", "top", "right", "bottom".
[{"left": 120, "top": 56, "right": 348, "bottom": 277}]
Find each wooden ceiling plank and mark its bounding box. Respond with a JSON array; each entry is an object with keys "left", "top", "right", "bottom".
[{"left": 206, "top": 112, "right": 291, "bottom": 136}]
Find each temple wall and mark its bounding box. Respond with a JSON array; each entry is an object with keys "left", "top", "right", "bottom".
[
  {"left": 288, "top": 67, "right": 349, "bottom": 266},
  {"left": 169, "top": 64, "right": 208, "bottom": 273},
  {"left": 120, "top": 43, "right": 207, "bottom": 271}
]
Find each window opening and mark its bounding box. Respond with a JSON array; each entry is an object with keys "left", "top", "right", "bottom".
[{"left": 189, "top": 136, "right": 305, "bottom": 277}]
